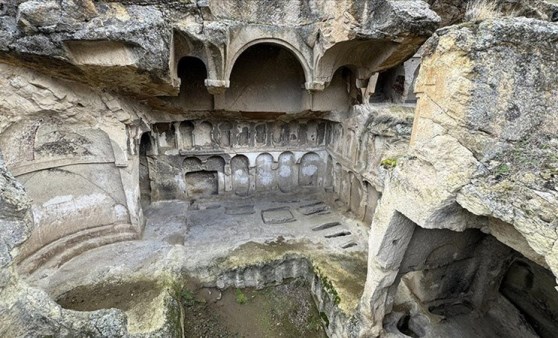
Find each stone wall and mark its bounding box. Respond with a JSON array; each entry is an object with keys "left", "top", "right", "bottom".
[{"left": 360, "top": 17, "right": 558, "bottom": 336}]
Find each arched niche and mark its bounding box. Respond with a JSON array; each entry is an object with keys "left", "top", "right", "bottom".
[
  {"left": 314, "top": 39, "right": 397, "bottom": 85},
  {"left": 254, "top": 123, "right": 267, "bottom": 146},
  {"left": 193, "top": 121, "right": 213, "bottom": 147},
  {"left": 230, "top": 155, "right": 250, "bottom": 196},
  {"left": 306, "top": 120, "right": 318, "bottom": 145},
  {"left": 179, "top": 121, "right": 194, "bottom": 149},
  {"left": 153, "top": 123, "right": 177, "bottom": 150},
  {"left": 272, "top": 122, "right": 290, "bottom": 146},
  {"left": 218, "top": 122, "right": 232, "bottom": 147},
  {"left": 332, "top": 123, "right": 343, "bottom": 153},
  {"left": 256, "top": 153, "right": 275, "bottom": 191},
  {"left": 299, "top": 152, "right": 322, "bottom": 187},
  {"left": 370, "top": 64, "right": 406, "bottom": 103},
  {"left": 183, "top": 156, "right": 218, "bottom": 197},
  {"left": 313, "top": 66, "right": 358, "bottom": 111},
  {"left": 236, "top": 122, "right": 250, "bottom": 147},
  {"left": 288, "top": 121, "right": 299, "bottom": 145},
  {"left": 139, "top": 132, "right": 152, "bottom": 206},
  {"left": 176, "top": 56, "right": 213, "bottom": 110},
  {"left": 277, "top": 151, "right": 297, "bottom": 193},
  {"left": 225, "top": 43, "right": 308, "bottom": 113},
  {"left": 206, "top": 156, "right": 225, "bottom": 172},
  {"left": 183, "top": 157, "right": 203, "bottom": 173}
]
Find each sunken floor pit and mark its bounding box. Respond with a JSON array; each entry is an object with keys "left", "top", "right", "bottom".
[{"left": 1, "top": 1, "right": 558, "bottom": 337}]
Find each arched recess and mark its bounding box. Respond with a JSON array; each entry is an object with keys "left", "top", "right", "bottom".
[
  {"left": 277, "top": 151, "right": 297, "bottom": 193},
  {"left": 179, "top": 121, "right": 194, "bottom": 149},
  {"left": 314, "top": 39, "right": 399, "bottom": 85},
  {"left": 226, "top": 39, "right": 311, "bottom": 85},
  {"left": 183, "top": 157, "right": 203, "bottom": 173},
  {"left": 256, "top": 153, "right": 275, "bottom": 191},
  {"left": 193, "top": 121, "right": 213, "bottom": 147},
  {"left": 299, "top": 152, "right": 323, "bottom": 187},
  {"left": 153, "top": 123, "right": 177, "bottom": 150},
  {"left": 183, "top": 157, "right": 218, "bottom": 197},
  {"left": 176, "top": 56, "right": 213, "bottom": 110},
  {"left": 172, "top": 31, "right": 225, "bottom": 92},
  {"left": 313, "top": 66, "right": 360, "bottom": 111},
  {"left": 225, "top": 43, "right": 309, "bottom": 112},
  {"left": 231, "top": 155, "right": 251, "bottom": 196},
  {"left": 218, "top": 122, "right": 232, "bottom": 147}
]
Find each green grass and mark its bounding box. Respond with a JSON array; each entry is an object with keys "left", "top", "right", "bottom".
[{"left": 235, "top": 288, "right": 247, "bottom": 304}]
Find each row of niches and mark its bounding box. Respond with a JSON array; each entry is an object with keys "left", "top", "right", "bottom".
[
  {"left": 145, "top": 151, "right": 328, "bottom": 200},
  {"left": 142, "top": 119, "right": 334, "bottom": 154},
  {"left": 141, "top": 149, "right": 380, "bottom": 223}
]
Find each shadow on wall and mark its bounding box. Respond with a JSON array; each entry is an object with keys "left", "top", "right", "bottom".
[{"left": 225, "top": 43, "right": 307, "bottom": 113}]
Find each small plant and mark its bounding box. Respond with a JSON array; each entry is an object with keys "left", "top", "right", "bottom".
[
  {"left": 314, "top": 267, "right": 341, "bottom": 305},
  {"left": 380, "top": 158, "right": 397, "bottom": 169},
  {"left": 235, "top": 288, "right": 247, "bottom": 304},
  {"left": 465, "top": 0, "right": 503, "bottom": 21},
  {"left": 495, "top": 163, "right": 510, "bottom": 175},
  {"left": 179, "top": 289, "right": 195, "bottom": 306},
  {"left": 319, "top": 311, "right": 330, "bottom": 327}
]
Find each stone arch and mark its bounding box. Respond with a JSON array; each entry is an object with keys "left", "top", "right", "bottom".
[
  {"left": 314, "top": 39, "right": 398, "bottom": 85},
  {"left": 206, "top": 156, "right": 225, "bottom": 172},
  {"left": 176, "top": 56, "right": 213, "bottom": 110},
  {"left": 226, "top": 39, "right": 311, "bottom": 84},
  {"left": 230, "top": 155, "right": 250, "bottom": 196},
  {"left": 313, "top": 66, "right": 359, "bottom": 111},
  {"left": 172, "top": 31, "right": 225, "bottom": 92},
  {"left": 225, "top": 43, "right": 308, "bottom": 112},
  {"left": 256, "top": 153, "right": 275, "bottom": 191},
  {"left": 299, "top": 152, "right": 322, "bottom": 187},
  {"left": 277, "top": 151, "right": 297, "bottom": 193},
  {"left": 183, "top": 157, "right": 203, "bottom": 173}
]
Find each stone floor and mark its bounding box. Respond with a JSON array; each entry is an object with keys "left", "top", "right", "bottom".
[{"left": 143, "top": 189, "right": 368, "bottom": 255}]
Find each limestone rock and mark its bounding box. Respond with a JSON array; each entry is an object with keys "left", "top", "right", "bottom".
[{"left": 360, "top": 17, "right": 558, "bottom": 335}]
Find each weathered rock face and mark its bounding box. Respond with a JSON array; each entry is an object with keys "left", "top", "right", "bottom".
[
  {"left": 2, "top": 0, "right": 558, "bottom": 337},
  {"left": 0, "top": 153, "right": 126, "bottom": 337},
  {"left": 361, "top": 17, "right": 558, "bottom": 337},
  {"left": 0, "top": 0, "right": 436, "bottom": 283},
  {"left": 0, "top": 0, "right": 440, "bottom": 101},
  {"left": 426, "top": 0, "right": 558, "bottom": 26},
  {"left": 0, "top": 1, "right": 438, "bottom": 336}
]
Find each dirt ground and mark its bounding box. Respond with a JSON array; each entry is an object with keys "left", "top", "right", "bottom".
[
  {"left": 182, "top": 278, "right": 327, "bottom": 338},
  {"left": 56, "top": 280, "right": 160, "bottom": 312}
]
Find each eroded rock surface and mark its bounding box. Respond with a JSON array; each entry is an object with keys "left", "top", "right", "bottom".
[
  {"left": 1, "top": 1, "right": 558, "bottom": 337},
  {"left": 362, "top": 17, "right": 558, "bottom": 337}
]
